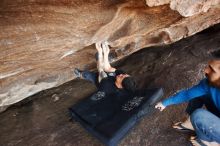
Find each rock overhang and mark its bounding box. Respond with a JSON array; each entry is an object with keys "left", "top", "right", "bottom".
[{"left": 0, "top": 0, "right": 220, "bottom": 111}]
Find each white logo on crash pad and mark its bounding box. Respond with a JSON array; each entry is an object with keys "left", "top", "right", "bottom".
[
  {"left": 122, "top": 96, "right": 144, "bottom": 111},
  {"left": 91, "top": 91, "right": 105, "bottom": 101}
]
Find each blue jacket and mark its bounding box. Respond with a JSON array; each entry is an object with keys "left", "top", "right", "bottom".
[{"left": 162, "top": 78, "right": 220, "bottom": 111}]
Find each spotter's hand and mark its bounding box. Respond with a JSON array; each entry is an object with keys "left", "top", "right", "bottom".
[{"left": 155, "top": 102, "right": 166, "bottom": 111}]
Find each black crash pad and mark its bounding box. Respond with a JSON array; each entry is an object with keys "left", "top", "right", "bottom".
[{"left": 69, "top": 88, "right": 163, "bottom": 146}]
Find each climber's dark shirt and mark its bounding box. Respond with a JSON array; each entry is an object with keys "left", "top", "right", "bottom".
[{"left": 98, "top": 70, "right": 128, "bottom": 97}]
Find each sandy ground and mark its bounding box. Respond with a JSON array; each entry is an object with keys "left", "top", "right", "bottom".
[{"left": 0, "top": 24, "right": 220, "bottom": 146}]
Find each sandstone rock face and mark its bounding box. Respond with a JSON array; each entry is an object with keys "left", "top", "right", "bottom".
[
  {"left": 146, "top": 0, "right": 170, "bottom": 7},
  {"left": 170, "top": 0, "right": 220, "bottom": 17},
  {"left": 146, "top": 0, "right": 220, "bottom": 17},
  {"left": 0, "top": 0, "right": 220, "bottom": 110}
]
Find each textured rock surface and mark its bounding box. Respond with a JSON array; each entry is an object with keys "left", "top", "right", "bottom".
[
  {"left": 146, "top": 0, "right": 170, "bottom": 7},
  {"left": 0, "top": 24, "right": 220, "bottom": 146},
  {"left": 146, "top": 0, "right": 220, "bottom": 17},
  {"left": 170, "top": 0, "right": 220, "bottom": 17},
  {"left": 1, "top": 0, "right": 220, "bottom": 109}
]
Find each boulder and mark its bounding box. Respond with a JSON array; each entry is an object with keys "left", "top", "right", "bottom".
[
  {"left": 146, "top": 0, "right": 220, "bottom": 17},
  {"left": 146, "top": 0, "right": 170, "bottom": 7},
  {"left": 0, "top": 0, "right": 220, "bottom": 109},
  {"left": 170, "top": 0, "right": 220, "bottom": 17}
]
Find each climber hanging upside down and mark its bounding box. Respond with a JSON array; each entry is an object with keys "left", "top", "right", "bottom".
[{"left": 74, "top": 41, "right": 137, "bottom": 96}]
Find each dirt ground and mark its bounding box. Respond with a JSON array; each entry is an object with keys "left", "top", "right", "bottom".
[{"left": 0, "top": 24, "right": 220, "bottom": 146}]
